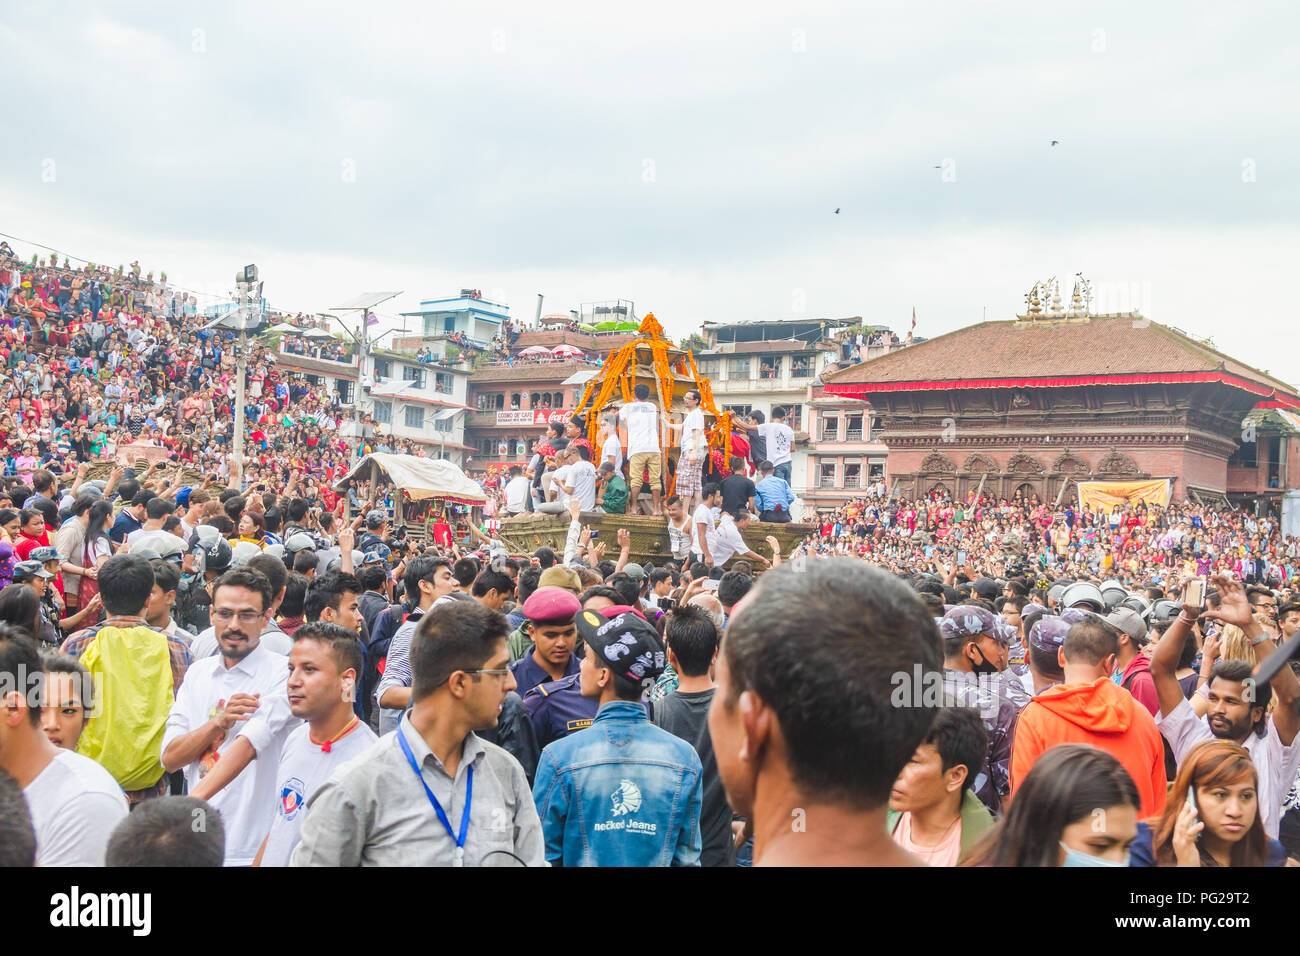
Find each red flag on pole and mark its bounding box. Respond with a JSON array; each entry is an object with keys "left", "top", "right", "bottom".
[{"left": 911, "top": 307, "right": 917, "bottom": 332}]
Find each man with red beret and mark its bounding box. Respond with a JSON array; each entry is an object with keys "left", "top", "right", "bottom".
[{"left": 509, "top": 587, "right": 581, "bottom": 697}]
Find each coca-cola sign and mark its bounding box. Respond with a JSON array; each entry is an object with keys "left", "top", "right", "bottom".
[{"left": 494, "top": 409, "right": 573, "bottom": 426}]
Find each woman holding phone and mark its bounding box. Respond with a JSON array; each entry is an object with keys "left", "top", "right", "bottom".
[{"left": 1131, "top": 739, "right": 1285, "bottom": 866}]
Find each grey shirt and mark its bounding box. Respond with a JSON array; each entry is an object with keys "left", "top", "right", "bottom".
[{"left": 291, "top": 712, "right": 547, "bottom": 867}]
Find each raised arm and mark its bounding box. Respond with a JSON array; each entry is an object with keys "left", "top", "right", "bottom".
[
  {"left": 1203, "top": 574, "right": 1300, "bottom": 745},
  {"left": 613, "top": 528, "right": 631, "bottom": 574},
  {"left": 765, "top": 535, "right": 782, "bottom": 568},
  {"left": 1147, "top": 600, "right": 1199, "bottom": 719}
]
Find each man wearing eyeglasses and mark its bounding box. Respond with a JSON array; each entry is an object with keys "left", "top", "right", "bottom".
[
  {"left": 1248, "top": 586, "right": 1279, "bottom": 623},
  {"left": 293, "top": 601, "right": 545, "bottom": 867},
  {"left": 162, "top": 567, "right": 301, "bottom": 865}
]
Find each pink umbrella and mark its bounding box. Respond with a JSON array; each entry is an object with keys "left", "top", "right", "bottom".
[
  {"left": 519, "top": 346, "right": 551, "bottom": 356},
  {"left": 552, "top": 344, "right": 584, "bottom": 357}
]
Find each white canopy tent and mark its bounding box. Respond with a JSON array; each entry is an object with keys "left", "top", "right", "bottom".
[{"left": 333, "top": 453, "right": 487, "bottom": 504}]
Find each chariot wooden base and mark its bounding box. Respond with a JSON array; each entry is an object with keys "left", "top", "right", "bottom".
[{"left": 499, "top": 511, "right": 816, "bottom": 569}]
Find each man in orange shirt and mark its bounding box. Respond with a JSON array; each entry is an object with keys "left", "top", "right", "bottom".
[{"left": 1009, "top": 612, "right": 1167, "bottom": 818}]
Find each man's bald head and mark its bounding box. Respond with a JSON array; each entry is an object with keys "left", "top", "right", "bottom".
[{"left": 688, "top": 593, "right": 725, "bottom": 631}]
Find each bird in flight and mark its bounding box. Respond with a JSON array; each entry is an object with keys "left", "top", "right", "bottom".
[
  {"left": 1051, "top": 140, "right": 1059, "bottom": 146},
  {"left": 834, "top": 208, "right": 840, "bottom": 214}
]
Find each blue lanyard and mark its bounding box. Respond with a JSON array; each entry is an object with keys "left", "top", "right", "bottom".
[{"left": 396, "top": 727, "right": 473, "bottom": 867}]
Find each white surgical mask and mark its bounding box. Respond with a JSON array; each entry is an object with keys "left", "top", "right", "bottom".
[{"left": 1059, "top": 842, "right": 1129, "bottom": 868}]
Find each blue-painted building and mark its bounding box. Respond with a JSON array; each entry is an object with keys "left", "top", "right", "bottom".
[{"left": 399, "top": 291, "right": 508, "bottom": 349}]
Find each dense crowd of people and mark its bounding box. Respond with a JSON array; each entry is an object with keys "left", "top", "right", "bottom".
[{"left": 0, "top": 241, "right": 1297, "bottom": 871}]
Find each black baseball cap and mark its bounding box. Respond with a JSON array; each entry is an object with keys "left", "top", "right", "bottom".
[{"left": 575, "top": 606, "right": 666, "bottom": 683}]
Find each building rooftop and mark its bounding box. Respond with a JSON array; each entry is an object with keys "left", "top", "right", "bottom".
[
  {"left": 700, "top": 340, "right": 823, "bottom": 356},
  {"left": 823, "top": 314, "right": 1299, "bottom": 406},
  {"left": 401, "top": 293, "right": 509, "bottom": 319},
  {"left": 703, "top": 316, "right": 862, "bottom": 346},
  {"left": 469, "top": 360, "right": 598, "bottom": 383}
]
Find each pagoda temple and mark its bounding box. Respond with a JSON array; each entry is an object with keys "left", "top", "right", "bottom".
[{"left": 821, "top": 277, "right": 1300, "bottom": 509}]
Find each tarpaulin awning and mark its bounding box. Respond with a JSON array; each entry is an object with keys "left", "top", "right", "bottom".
[
  {"left": 1078, "top": 479, "right": 1170, "bottom": 511},
  {"left": 333, "top": 453, "right": 486, "bottom": 504}
]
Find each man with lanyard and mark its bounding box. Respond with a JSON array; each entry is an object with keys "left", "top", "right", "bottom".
[
  {"left": 293, "top": 600, "right": 545, "bottom": 866},
  {"left": 618, "top": 383, "right": 662, "bottom": 516}
]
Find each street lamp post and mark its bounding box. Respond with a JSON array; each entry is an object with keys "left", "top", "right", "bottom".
[{"left": 230, "top": 264, "right": 260, "bottom": 487}]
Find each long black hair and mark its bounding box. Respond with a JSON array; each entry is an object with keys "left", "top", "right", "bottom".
[
  {"left": 0, "top": 583, "right": 42, "bottom": 641},
  {"left": 85, "top": 500, "right": 114, "bottom": 557},
  {"left": 961, "top": 744, "right": 1140, "bottom": 867}
]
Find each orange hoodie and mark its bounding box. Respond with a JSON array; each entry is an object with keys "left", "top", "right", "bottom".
[{"left": 1010, "top": 676, "right": 1167, "bottom": 818}]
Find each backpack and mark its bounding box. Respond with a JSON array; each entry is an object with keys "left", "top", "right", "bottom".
[{"left": 363, "top": 603, "right": 416, "bottom": 730}]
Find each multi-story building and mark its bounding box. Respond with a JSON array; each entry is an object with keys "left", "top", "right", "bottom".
[
  {"left": 801, "top": 380, "right": 890, "bottom": 508},
  {"left": 463, "top": 360, "right": 598, "bottom": 480},
  {"left": 695, "top": 316, "right": 860, "bottom": 494},
  {"left": 822, "top": 301, "right": 1300, "bottom": 514},
  {"left": 272, "top": 338, "right": 360, "bottom": 408},
  {"left": 351, "top": 290, "right": 510, "bottom": 465},
  {"left": 399, "top": 290, "right": 510, "bottom": 349},
  {"left": 1229, "top": 406, "right": 1300, "bottom": 519},
  {"left": 363, "top": 347, "right": 473, "bottom": 464}
]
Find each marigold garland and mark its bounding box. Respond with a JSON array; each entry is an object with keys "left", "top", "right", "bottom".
[{"left": 569, "top": 314, "right": 731, "bottom": 470}]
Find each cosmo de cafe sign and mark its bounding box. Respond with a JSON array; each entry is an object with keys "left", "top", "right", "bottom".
[{"left": 494, "top": 409, "right": 573, "bottom": 427}]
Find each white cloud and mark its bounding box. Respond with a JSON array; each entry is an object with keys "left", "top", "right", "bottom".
[{"left": 1, "top": 0, "right": 1297, "bottom": 386}]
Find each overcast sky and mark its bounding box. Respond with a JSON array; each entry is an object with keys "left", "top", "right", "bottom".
[{"left": 2, "top": 1, "right": 1297, "bottom": 383}]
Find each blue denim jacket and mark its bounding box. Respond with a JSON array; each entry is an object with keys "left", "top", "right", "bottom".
[{"left": 533, "top": 701, "right": 703, "bottom": 866}]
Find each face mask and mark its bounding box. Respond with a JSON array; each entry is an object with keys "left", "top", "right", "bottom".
[
  {"left": 1059, "top": 842, "right": 1129, "bottom": 867},
  {"left": 969, "top": 644, "right": 999, "bottom": 676}
]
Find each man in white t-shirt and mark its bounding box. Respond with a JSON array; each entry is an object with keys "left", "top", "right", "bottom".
[
  {"left": 556, "top": 446, "right": 598, "bottom": 512},
  {"left": 712, "top": 510, "right": 772, "bottom": 569},
  {"left": 668, "top": 388, "right": 707, "bottom": 512},
  {"left": 665, "top": 496, "right": 694, "bottom": 564},
  {"left": 544, "top": 457, "right": 572, "bottom": 515},
  {"left": 759, "top": 406, "right": 795, "bottom": 484},
  {"left": 1149, "top": 574, "right": 1300, "bottom": 839},
  {"left": 161, "top": 567, "right": 301, "bottom": 865},
  {"left": 125, "top": 496, "right": 175, "bottom": 547},
  {"left": 503, "top": 465, "right": 531, "bottom": 515},
  {"left": 618, "top": 383, "right": 662, "bottom": 515},
  {"left": 182, "top": 622, "right": 378, "bottom": 866},
  {"left": 691, "top": 484, "right": 723, "bottom": 566},
  {"left": 599, "top": 415, "right": 624, "bottom": 474},
  {"left": 1, "top": 630, "right": 128, "bottom": 865}
]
